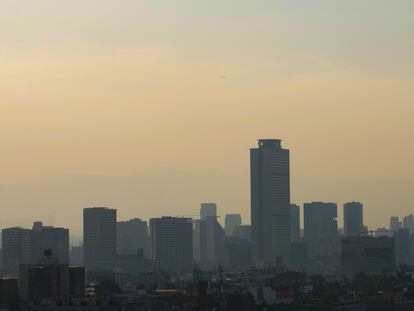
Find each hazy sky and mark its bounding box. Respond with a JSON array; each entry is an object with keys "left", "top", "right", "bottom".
[{"left": 1, "top": 1, "right": 413, "bottom": 234}]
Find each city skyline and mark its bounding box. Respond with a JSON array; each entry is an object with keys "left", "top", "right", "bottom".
[{"left": 0, "top": 1, "right": 413, "bottom": 234}]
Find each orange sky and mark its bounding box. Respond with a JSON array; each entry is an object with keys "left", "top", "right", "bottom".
[{"left": 0, "top": 1, "right": 413, "bottom": 234}]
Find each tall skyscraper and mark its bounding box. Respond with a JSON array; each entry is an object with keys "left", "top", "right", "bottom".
[
  {"left": 304, "top": 202, "right": 339, "bottom": 263},
  {"left": 403, "top": 214, "right": 414, "bottom": 234},
  {"left": 199, "top": 216, "right": 225, "bottom": 266},
  {"left": 225, "top": 214, "right": 242, "bottom": 236},
  {"left": 390, "top": 216, "right": 402, "bottom": 232},
  {"left": 251, "top": 139, "right": 291, "bottom": 266},
  {"left": 117, "top": 218, "right": 148, "bottom": 258},
  {"left": 200, "top": 203, "right": 217, "bottom": 220},
  {"left": 31, "top": 222, "right": 70, "bottom": 264},
  {"left": 304, "top": 202, "right": 338, "bottom": 238},
  {"left": 1, "top": 227, "right": 32, "bottom": 273},
  {"left": 290, "top": 204, "right": 300, "bottom": 241},
  {"left": 343, "top": 202, "right": 364, "bottom": 237},
  {"left": 83, "top": 207, "right": 117, "bottom": 271},
  {"left": 149, "top": 217, "right": 193, "bottom": 272}
]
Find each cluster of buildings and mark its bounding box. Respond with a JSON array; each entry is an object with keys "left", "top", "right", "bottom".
[{"left": 0, "top": 139, "right": 413, "bottom": 310}]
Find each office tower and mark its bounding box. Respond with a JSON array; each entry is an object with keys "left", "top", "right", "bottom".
[
  {"left": 117, "top": 218, "right": 148, "bottom": 257},
  {"left": 304, "top": 202, "right": 339, "bottom": 264},
  {"left": 304, "top": 202, "right": 338, "bottom": 238},
  {"left": 341, "top": 236, "right": 395, "bottom": 275},
  {"left": 1, "top": 227, "right": 32, "bottom": 273},
  {"left": 251, "top": 139, "right": 291, "bottom": 266},
  {"left": 193, "top": 220, "right": 201, "bottom": 263},
  {"left": 225, "top": 214, "right": 241, "bottom": 236},
  {"left": 83, "top": 207, "right": 117, "bottom": 271},
  {"left": 199, "top": 216, "right": 225, "bottom": 267},
  {"left": 343, "top": 202, "right": 364, "bottom": 237},
  {"left": 403, "top": 214, "right": 414, "bottom": 234},
  {"left": 150, "top": 217, "right": 193, "bottom": 272},
  {"left": 390, "top": 216, "right": 402, "bottom": 232},
  {"left": 31, "top": 222, "right": 69, "bottom": 264},
  {"left": 200, "top": 203, "right": 217, "bottom": 220},
  {"left": 394, "top": 228, "right": 411, "bottom": 264},
  {"left": 290, "top": 204, "right": 300, "bottom": 241}
]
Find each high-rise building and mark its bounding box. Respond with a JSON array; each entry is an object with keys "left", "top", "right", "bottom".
[
  {"left": 200, "top": 203, "right": 217, "bottom": 220},
  {"left": 1, "top": 227, "right": 32, "bottom": 273},
  {"left": 199, "top": 216, "right": 225, "bottom": 267},
  {"left": 251, "top": 139, "right": 291, "bottom": 266},
  {"left": 31, "top": 222, "right": 69, "bottom": 264},
  {"left": 193, "top": 220, "right": 201, "bottom": 263},
  {"left": 304, "top": 202, "right": 338, "bottom": 238},
  {"left": 225, "top": 214, "right": 241, "bottom": 236},
  {"left": 117, "top": 218, "right": 148, "bottom": 258},
  {"left": 343, "top": 202, "right": 364, "bottom": 237},
  {"left": 403, "top": 214, "right": 414, "bottom": 234},
  {"left": 394, "top": 228, "right": 411, "bottom": 264},
  {"left": 304, "top": 202, "right": 339, "bottom": 264},
  {"left": 390, "top": 216, "right": 402, "bottom": 232},
  {"left": 290, "top": 204, "right": 300, "bottom": 241},
  {"left": 83, "top": 207, "right": 117, "bottom": 271},
  {"left": 149, "top": 217, "right": 193, "bottom": 272}
]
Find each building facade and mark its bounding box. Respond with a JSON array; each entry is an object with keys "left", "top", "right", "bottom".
[
  {"left": 343, "top": 202, "right": 364, "bottom": 237},
  {"left": 290, "top": 204, "right": 300, "bottom": 241},
  {"left": 83, "top": 207, "right": 117, "bottom": 271},
  {"left": 149, "top": 217, "right": 193, "bottom": 272},
  {"left": 1, "top": 227, "right": 32, "bottom": 273},
  {"left": 117, "top": 218, "right": 148, "bottom": 258},
  {"left": 225, "top": 214, "right": 242, "bottom": 236},
  {"left": 251, "top": 139, "right": 291, "bottom": 266}
]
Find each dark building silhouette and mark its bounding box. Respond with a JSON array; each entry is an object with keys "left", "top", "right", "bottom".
[
  {"left": 0, "top": 277, "right": 18, "bottom": 309},
  {"left": 394, "top": 228, "right": 411, "bottom": 265},
  {"left": 31, "top": 222, "right": 69, "bottom": 264},
  {"left": 343, "top": 202, "right": 364, "bottom": 237},
  {"left": 390, "top": 216, "right": 402, "bottom": 232},
  {"left": 290, "top": 204, "right": 300, "bottom": 241},
  {"left": 199, "top": 216, "right": 225, "bottom": 268},
  {"left": 304, "top": 202, "right": 339, "bottom": 265},
  {"left": 1, "top": 227, "right": 32, "bottom": 273},
  {"left": 83, "top": 207, "right": 117, "bottom": 271},
  {"left": 117, "top": 218, "right": 148, "bottom": 258},
  {"left": 225, "top": 214, "right": 241, "bottom": 236},
  {"left": 233, "top": 225, "right": 251, "bottom": 242},
  {"left": 251, "top": 139, "right": 291, "bottom": 266},
  {"left": 150, "top": 217, "right": 193, "bottom": 272},
  {"left": 19, "top": 250, "right": 85, "bottom": 303},
  {"left": 304, "top": 202, "right": 338, "bottom": 238}
]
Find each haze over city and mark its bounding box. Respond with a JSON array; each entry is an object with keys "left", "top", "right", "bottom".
[{"left": 1, "top": 0, "right": 413, "bottom": 235}]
